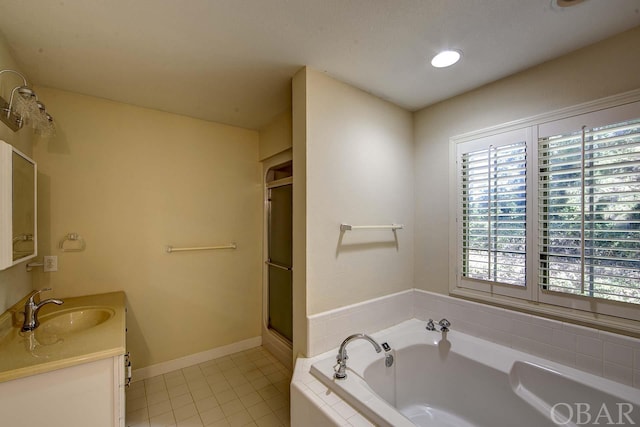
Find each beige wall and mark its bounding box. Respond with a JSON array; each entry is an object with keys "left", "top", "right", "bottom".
[
  {"left": 259, "top": 109, "right": 292, "bottom": 161},
  {"left": 0, "top": 33, "right": 36, "bottom": 313},
  {"left": 414, "top": 26, "right": 640, "bottom": 295},
  {"left": 31, "top": 87, "right": 262, "bottom": 368},
  {"left": 297, "top": 67, "right": 414, "bottom": 317}
]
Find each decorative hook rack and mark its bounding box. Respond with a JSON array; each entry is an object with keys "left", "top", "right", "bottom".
[
  {"left": 340, "top": 224, "right": 404, "bottom": 232},
  {"left": 165, "top": 243, "right": 237, "bottom": 253}
]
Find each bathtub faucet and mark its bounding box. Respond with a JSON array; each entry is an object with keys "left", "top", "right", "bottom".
[
  {"left": 334, "top": 333, "right": 383, "bottom": 380},
  {"left": 426, "top": 318, "right": 451, "bottom": 333}
]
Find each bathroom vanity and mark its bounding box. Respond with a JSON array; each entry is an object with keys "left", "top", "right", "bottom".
[{"left": 0, "top": 292, "right": 127, "bottom": 427}]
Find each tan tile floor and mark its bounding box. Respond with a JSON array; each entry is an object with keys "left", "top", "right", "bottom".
[{"left": 126, "top": 347, "right": 291, "bottom": 427}]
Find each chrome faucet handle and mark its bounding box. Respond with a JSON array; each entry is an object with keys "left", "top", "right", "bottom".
[
  {"left": 26, "top": 288, "right": 52, "bottom": 303},
  {"left": 334, "top": 353, "right": 348, "bottom": 379},
  {"left": 426, "top": 319, "right": 436, "bottom": 331},
  {"left": 22, "top": 288, "right": 63, "bottom": 332},
  {"left": 438, "top": 318, "right": 451, "bottom": 332}
]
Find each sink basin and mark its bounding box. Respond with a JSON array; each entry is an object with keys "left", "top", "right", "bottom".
[{"left": 37, "top": 307, "right": 115, "bottom": 335}]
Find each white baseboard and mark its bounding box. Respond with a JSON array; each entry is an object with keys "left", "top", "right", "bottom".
[{"left": 131, "top": 336, "right": 262, "bottom": 382}]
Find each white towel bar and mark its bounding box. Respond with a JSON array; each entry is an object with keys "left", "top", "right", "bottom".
[
  {"left": 340, "top": 224, "right": 404, "bottom": 232},
  {"left": 165, "top": 243, "right": 237, "bottom": 253}
]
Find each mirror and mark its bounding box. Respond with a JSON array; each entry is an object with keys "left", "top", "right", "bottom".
[{"left": 0, "top": 140, "right": 37, "bottom": 270}]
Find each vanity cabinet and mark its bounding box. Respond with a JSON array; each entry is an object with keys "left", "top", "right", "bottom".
[
  {"left": 0, "top": 292, "right": 127, "bottom": 427},
  {"left": 0, "top": 355, "right": 125, "bottom": 427}
]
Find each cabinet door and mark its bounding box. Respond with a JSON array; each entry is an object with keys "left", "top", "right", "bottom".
[
  {"left": 0, "top": 358, "right": 117, "bottom": 427},
  {"left": 114, "top": 354, "right": 126, "bottom": 427}
]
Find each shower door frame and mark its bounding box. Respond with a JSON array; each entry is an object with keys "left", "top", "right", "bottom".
[
  {"left": 261, "top": 151, "right": 293, "bottom": 367},
  {"left": 266, "top": 177, "right": 293, "bottom": 343}
]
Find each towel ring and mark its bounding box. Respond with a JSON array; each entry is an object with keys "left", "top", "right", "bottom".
[{"left": 59, "top": 233, "right": 86, "bottom": 252}]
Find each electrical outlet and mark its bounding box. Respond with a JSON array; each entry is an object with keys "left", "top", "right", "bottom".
[{"left": 44, "top": 256, "right": 58, "bottom": 272}]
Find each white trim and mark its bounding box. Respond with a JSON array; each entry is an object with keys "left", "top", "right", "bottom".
[
  {"left": 449, "top": 132, "right": 458, "bottom": 296},
  {"left": 536, "top": 102, "right": 640, "bottom": 321},
  {"left": 113, "top": 354, "right": 125, "bottom": 427},
  {"left": 0, "top": 140, "right": 37, "bottom": 270},
  {"left": 131, "top": 336, "right": 262, "bottom": 381},
  {"left": 453, "top": 127, "right": 531, "bottom": 299},
  {"left": 0, "top": 142, "right": 12, "bottom": 268},
  {"left": 530, "top": 125, "right": 541, "bottom": 306}
]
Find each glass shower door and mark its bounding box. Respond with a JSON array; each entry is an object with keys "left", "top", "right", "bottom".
[{"left": 267, "top": 184, "right": 292, "bottom": 342}]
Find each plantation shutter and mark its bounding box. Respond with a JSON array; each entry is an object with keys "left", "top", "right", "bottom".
[
  {"left": 538, "top": 116, "right": 640, "bottom": 305},
  {"left": 458, "top": 128, "right": 529, "bottom": 293}
]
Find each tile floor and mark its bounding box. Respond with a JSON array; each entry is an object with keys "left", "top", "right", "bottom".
[{"left": 126, "top": 347, "right": 291, "bottom": 427}]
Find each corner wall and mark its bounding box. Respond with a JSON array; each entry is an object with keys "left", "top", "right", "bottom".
[
  {"left": 414, "top": 26, "right": 640, "bottom": 295},
  {"left": 31, "top": 87, "right": 262, "bottom": 369},
  {"left": 259, "top": 109, "right": 292, "bottom": 161},
  {"left": 304, "top": 68, "right": 414, "bottom": 315},
  {"left": 293, "top": 67, "right": 414, "bottom": 357}
]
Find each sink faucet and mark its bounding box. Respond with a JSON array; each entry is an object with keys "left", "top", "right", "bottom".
[
  {"left": 334, "top": 333, "right": 383, "bottom": 379},
  {"left": 21, "top": 288, "right": 64, "bottom": 332}
]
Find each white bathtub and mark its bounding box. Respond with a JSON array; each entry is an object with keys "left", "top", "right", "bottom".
[{"left": 310, "top": 319, "right": 640, "bottom": 427}]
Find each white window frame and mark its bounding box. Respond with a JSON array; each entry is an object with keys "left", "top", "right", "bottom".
[
  {"left": 454, "top": 127, "right": 533, "bottom": 301},
  {"left": 536, "top": 101, "right": 640, "bottom": 321},
  {"left": 449, "top": 89, "right": 640, "bottom": 324}
]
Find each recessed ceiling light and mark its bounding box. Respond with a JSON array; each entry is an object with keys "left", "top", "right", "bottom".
[
  {"left": 554, "top": 0, "right": 586, "bottom": 7},
  {"left": 431, "top": 50, "right": 461, "bottom": 68}
]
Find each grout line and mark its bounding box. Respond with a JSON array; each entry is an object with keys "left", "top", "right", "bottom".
[{"left": 126, "top": 346, "right": 292, "bottom": 427}]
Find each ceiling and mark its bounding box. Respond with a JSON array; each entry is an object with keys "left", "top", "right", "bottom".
[{"left": 0, "top": 0, "right": 639, "bottom": 130}]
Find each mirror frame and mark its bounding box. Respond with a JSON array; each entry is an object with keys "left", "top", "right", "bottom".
[{"left": 0, "top": 140, "right": 37, "bottom": 270}]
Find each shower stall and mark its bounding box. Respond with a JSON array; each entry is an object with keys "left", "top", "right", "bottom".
[{"left": 262, "top": 158, "right": 293, "bottom": 367}]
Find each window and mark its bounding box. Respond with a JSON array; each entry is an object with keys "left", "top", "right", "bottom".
[
  {"left": 461, "top": 141, "right": 527, "bottom": 286},
  {"left": 452, "top": 97, "right": 640, "bottom": 321},
  {"left": 455, "top": 128, "right": 532, "bottom": 300},
  {"left": 538, "top": 118, "right": 640, "bottom": 305}
]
